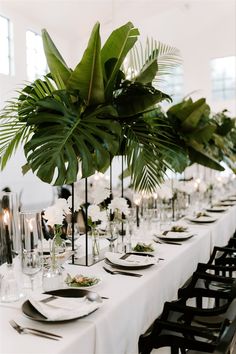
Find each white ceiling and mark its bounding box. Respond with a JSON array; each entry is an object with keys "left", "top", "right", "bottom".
[{"left": 1, "top": 0, "right": 235, "bottom": 42}]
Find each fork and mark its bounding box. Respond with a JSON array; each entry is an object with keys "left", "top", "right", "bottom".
[
  {"left": 9, "top": 320, "right": 62, "bottom": 340},
  {"left": 103, "top": 266, "right": 142, "bottom": 277},
  {"left": 153, "top": 237, "right": 182, "bottom": 246}
]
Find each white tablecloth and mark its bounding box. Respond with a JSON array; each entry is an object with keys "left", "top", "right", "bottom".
[{"left": 1, "top": 205, "right": 236, "bottom": 354}]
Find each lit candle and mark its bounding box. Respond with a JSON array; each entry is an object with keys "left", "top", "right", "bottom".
[
  {"left": 3, "top": 210, "right": 12, "bottom": 264},
  {"left": 153, "top": 193, "right": 157, "bottom": 209},
  {"left": 134, "top": 199, "right": 140, "bottom": 228},
  {"left": 28, "top": 219, "right": 34, "bottom": 250}
]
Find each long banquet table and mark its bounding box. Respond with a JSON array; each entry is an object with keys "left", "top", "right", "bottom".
[{"left": 1, "top": 204, "right": 236, "bottom": 354}]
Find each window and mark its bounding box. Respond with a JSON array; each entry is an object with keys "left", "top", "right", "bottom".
[
  {"left": 211, "top": 56, "right": 236, "bottom": 101},
  {"left": 158, "top": 66, "right": 184, "bottom": 105},
  {"left": 26, "top": 30, "right": 48, "bottom": 81},
  {"left": 0, "top": 15, "right": 12, "bottom": 75}
]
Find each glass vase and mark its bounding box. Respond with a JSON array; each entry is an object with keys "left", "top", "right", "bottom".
[{"left": 91, "top": 228, "right": 100, "bottom": 261}]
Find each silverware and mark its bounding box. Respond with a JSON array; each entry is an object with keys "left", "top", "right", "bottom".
[
  {"left": 103, "top": 266, "right": 142, "bottom": 277},
  {"left": 42, "top": 293, "right": 107, "bottom": 304},
  {"left": 9, "top": 320, "right": 62, "bottom": 340},
  {"left": 153, "top": 237, "right": 182, "bottom": 246}
]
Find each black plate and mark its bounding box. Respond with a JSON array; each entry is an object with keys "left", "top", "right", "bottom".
[
  {"left": 105, "top": 254, "right": 155, "bottom": 270},
  {"left": 22, "top": 288, "right": 98, "bottom": 322}
]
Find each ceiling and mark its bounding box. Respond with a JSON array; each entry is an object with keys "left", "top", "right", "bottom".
[{"left": 2, "top": 0, "right": 234, "bottom": 41}]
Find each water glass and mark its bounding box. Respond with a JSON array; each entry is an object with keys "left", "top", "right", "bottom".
[{"left": 20, "top": 211, "right": 43, "bottom": 290}]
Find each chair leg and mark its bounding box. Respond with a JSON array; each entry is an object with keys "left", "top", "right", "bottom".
[{"left": 171, "top": 346, "right": 180, "bottom": 354}]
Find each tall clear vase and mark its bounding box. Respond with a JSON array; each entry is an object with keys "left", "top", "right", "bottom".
[{"left": 91, "top": 228, "right": 100, "bottom": 261}]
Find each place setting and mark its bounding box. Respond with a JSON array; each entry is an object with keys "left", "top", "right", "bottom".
[
  {"left": 185, "top": 211, "right": 218, "bottom": 224},
  {"left": 103, "top": 251, "right": 158, "bottom": 276},
  {"left": 21, "top": 288, "right": 104, "bottom": 322},
  {"left": 153, "top": 225, "right": 195, "bottom": 245}
]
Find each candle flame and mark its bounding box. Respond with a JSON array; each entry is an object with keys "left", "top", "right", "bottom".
[
  {"left": 3, "top": 210, "right": 10, "bottom": 225},
  {"left": 28, "top": 219, "right": 33, "bottom": 231}
]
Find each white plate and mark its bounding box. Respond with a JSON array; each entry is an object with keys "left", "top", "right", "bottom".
[
  {"left": 65, "top": 274, "right": 102, "bottom": 289},
  {"left": 105, "top": 252, "right": 156, "bottom": 268},
  {"left": 187, "top": 216, "right": 217, "bottom": 223},
  {"left": 206, "top": 207, "right": 227, "bottom": 212},
  {"left": 157, "top": 232, "right": 194, "bottom": 241}
]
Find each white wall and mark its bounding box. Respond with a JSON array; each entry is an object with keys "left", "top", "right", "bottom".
[
  {"left": 0, "top": 3, "right": 75, "bottom": 209},
  {"left": 109, "top": 0, "right": 236, "bottom": 115},
  {"left": 0, "top": 0, "right": 235, "bottom": 208}
]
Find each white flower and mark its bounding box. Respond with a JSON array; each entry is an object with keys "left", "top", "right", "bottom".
[
  {"left": 156, "top": 185, "right": 172, "bottom": 200},
  {"left": 88, "top": 205, "right": 107, "bottom": 223},
  {"left": 67, "top": 194, "right": 84, "bottom": 211},
  {"left": 43, "top": 204, "right": 64, "bottom": 226},
  {"left": 55, "top": 198, "right": 71, "bottom": 214},
  {"left": 43, "top": 198, "right": 71, "bottom": 227},
  {"left": 108, "top": 197, "right": 130, "bottom": 216},
  {"left": 90, "top": 179, "right": 110, "bottom": 204}
]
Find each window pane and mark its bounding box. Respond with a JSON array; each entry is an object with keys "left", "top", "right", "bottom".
[
  {"left": 158, "top": 65, "right": 184, "bottom": 105},
  {"left": 26, "top": 30, "right": 48, "bottom": 81},
  {"left": 0, "top": 15, "right": 11, "bottom": 75},
  {"left": 211, "top": 56, "right": 236, "bottom": 101}
]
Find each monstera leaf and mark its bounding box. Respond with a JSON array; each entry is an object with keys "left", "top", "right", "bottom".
[
  {"left": 115, "top": 82, "right": 171, "bottom": 117},
  {"left": 23, "top": 91, "right": 120, "bottom": 184}
]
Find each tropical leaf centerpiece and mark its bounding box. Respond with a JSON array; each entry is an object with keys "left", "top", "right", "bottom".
[{"left": 0, "top": 21, "right": 179, "bottom": 192}]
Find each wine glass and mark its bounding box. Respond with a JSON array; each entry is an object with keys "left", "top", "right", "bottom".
[
  {"left": 106, "top": 221, "right": 118, "bottom": 252},
  {"left": 21, "top": 249, "right": 41, "bottom": 291},
  {"left": 20, "top": 211, "right": 43, "bottom": 291}
]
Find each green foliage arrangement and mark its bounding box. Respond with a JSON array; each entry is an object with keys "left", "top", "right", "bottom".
[
  {"left": 0, "top": 21, "right": 235, "bottom": 194},
  {"left": 0, "top": 21, "right": 180, "bottom": 192}
]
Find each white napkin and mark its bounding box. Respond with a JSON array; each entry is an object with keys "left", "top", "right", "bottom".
[
  {"left": 28, "top": 294, "right": 101, "bottom": 321},
  {"left": 105, "top": 252, "right": 156, "bottom": 267},
  {"left": 159, "top": 231, "right": 192, "bottom": 239}
]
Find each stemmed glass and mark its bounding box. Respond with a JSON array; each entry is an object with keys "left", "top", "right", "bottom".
[
  {"left": 106, "top": 221, "right": 118, "bottom": 252},
  {"left": 20, "top": 211, "right": 43, "bottom": 291},
  {"left": 21, "top": 250, "right": 41, "bottom": 291}
]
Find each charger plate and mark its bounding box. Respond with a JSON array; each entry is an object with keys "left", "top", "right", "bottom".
[{"left": 22, "top": 288, "right": 100, "bottom": 322}]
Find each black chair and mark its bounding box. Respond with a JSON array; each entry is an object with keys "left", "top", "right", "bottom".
[
  {"left": 139, "top": 272, "right": 236, "bottom": 354},
  {"left": 139, "top": 306, "right": 236, "bottom": 354},
  {"left": 208, "top": 246, "right": 236, "bottom": 267}
]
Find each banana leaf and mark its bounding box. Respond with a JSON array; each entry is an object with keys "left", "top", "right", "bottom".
[
  {"left": 67, "top": 22, "right": 105, "bottom": 106},
  {"left": 188, "top": 146, "right": 224, "bottom": 171},
  {"left": 101, "top": 22, "right": 139, "bottom": 100},
  {"left": 42, "top": 29, "right": 71, "bottom": 86},
  {"left": 135, "top": 59, "right": 158, "bottom": 84}
]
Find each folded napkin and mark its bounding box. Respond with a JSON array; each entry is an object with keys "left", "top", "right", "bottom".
[
  {"left": 159, "top": 231, "right": 192, "bottom": 239},
  {"left": 28, "top": 294, "right": 101, "bottom": 321},
  {"left": 105, "top": 252, "right": 156, "bottom": 267}
]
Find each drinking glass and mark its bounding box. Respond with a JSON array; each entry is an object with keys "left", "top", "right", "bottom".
[
  {"left": 106, "top": 221, "right": 118, "bottom": 252},
  {"left": 21, "top": 249, "right": 41, "bottom": 291},
  {"left": 20, "top": 211, "right": 43, "bottom": 291},
  {"left": 0, "top": 192, "right": 22, "bottom": 302}
]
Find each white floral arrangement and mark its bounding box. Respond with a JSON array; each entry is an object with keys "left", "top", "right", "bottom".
[
  {"left": 156, "top": 184, "right": 173, "bottom": 201},
  {"left": 107, "top": 197, "right": 130, "bottom": 218},
  {"left": 43, "top": 198, "right": 70, "bottom": 227},
  {"left": 88, "top": 204, "right": 107, "bottom": 230}
]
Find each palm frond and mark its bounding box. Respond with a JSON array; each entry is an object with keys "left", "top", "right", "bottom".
[{"left": 124, "top": 38, "right": 181, "bottom": 84}]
